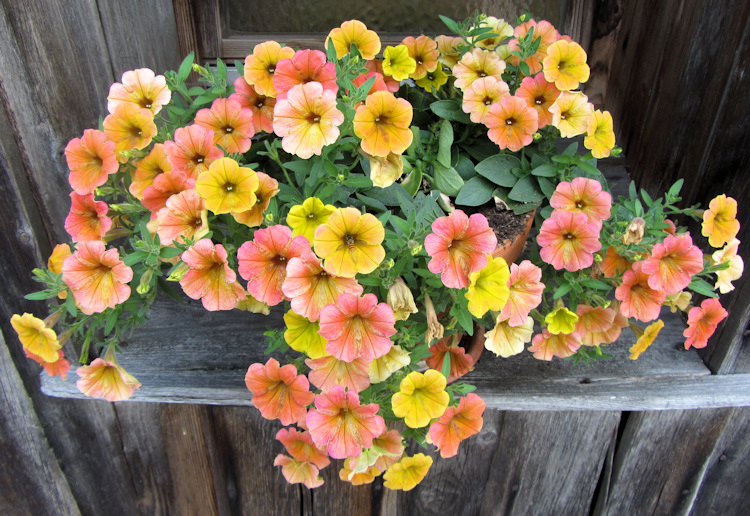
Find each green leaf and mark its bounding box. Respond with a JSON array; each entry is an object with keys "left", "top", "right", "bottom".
[
  {"left": 580, "top": 279, "right": 612, "bottom": 291},
  {"left": 508, "top": 175, "right": 544, "bottom": 203},
  {"left": 159, "top": 246, "right": 183, "bottom": 259},
  {"left": 401, "top": 168, "right": 423, "bottom": 197},
  {"left": 356, "top": 193, "right": 387, "bottom": 212},
  {"left": 576, "top": 161, "right": 601, "bottom": 176},
  {"left": 24, "top": 290, "right": 58, "bottom": 300},
  {"left": 429, "top": 100, "right": 473, "bottom": 124},
  {"left": 553, "top": 283, "right": 572, "bottom": 299},
  {"left": 688, "top": 277, "right": 719, "bottom": 298},
  {"left": 122, "top": 251, "right": 149, "bottom": 266},
  {"left": 104, "top": 309, "right": 119, "bottom": 336},
  {"left": 455, "top": 177, "right": 495, "bottom": 206},
  {"left": 667, "top": 179, "right": 684, "bottom": 200},
  {"left": 537, "top": 177, "right": 556, "bottom": 199},
  {"left": 437, "top": 119, "right": 454, "bottom": 168},
  {"left": 562, "top": 142, "right": 579, "bottom": 156},
  {"left": 432, "top": 162, "right": 464, "bottom": 197},
  {"left": 346, "top": 175, "right": 373, "bottom": 189},
  {"left": 439, "top": 14, "right": 461, "bottom": 34},
  {"left": 454, "top": 153, "right": 475, "bottom": 180},
  {"left": 177, "top": 52, "right": 195, "bottom": 83},
  {"left": 531, "top": 163, "right": 558, "bottom": 177},
  {"left": 440, "top": 352, "right": 452, "bottom": 380},
  {"left": 475, "top": 155, "right": 521, "bottom": 187}
]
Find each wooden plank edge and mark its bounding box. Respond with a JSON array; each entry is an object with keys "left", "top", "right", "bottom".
[{"left": 41, "top": 372, "right": 750, "bottom": 411}]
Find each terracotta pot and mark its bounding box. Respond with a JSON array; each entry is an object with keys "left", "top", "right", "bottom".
[{"left": 491, "top": 209, "right": 535, "bottom": 264}]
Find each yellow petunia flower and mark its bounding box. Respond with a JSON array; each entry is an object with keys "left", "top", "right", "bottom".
[
  {"left": 195, "top": 157, "right": 259, "bottom": 215},
  {"left": 286, "top": 197, "right": 336, "bottom": 243},
  {"left": 543, "top": 39, "right": 590, "bottom": 91},
  {"left": 545, "top": 305, "right": 579, "bottom": 335},
  {"left": 313, "top": 207, "right": 385, "bottom": 278},
  {"left": 465, "top": 255, "right": 511, "bottom": 318},
  {"left": 382, "top": 45, "right": 416, "bottom": 82},
  {"left": 11, "top": 313, "right": 62, "bottom": 363},
  {"left": 415, "top": 67, "right": 449, "bottom": 93},
  {"left": 369, "top": 344, "right": 410, "bottom": 383},
  {"left": 391, "top": 369, "right": 449, "bottom": 428},
  {"left": 327, "top": 20, "right": 381, "bottom": 60},
  {"left": 584, "top": 110, "right": 616, "bottom": 159},
  {"left": 549, "top": 91, "right": 594, "bottom": 138},
  {"left": 702, "top": 194, "right": 740, "bottom": 248},
  {"left": 283, "top": 310, "right": 329, "bottom": 359},
  {"left": 629, "top": 319, "right": 665, "bottom": 360},
  {"left": 383, "top": 453, "right": 433, "bottom": 491}
]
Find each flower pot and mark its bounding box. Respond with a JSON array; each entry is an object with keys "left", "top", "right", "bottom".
[{"left": 491, "top": 209, "right": 535, "bottom": 265}]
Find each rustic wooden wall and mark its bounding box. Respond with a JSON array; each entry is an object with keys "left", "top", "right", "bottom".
[{"left": 1, "top": 0, "right": 749, "bottom": 514}]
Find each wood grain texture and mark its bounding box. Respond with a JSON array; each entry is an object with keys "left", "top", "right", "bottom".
[
  {"left": 597, "top": 409, "right": 734, "bottom": 515},
  {"left": 584, "top": 0, "right": 623, "bottom": 106}
]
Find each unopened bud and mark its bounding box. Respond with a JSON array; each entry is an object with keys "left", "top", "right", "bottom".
[
  {"left": 622, "top": 217, "right": 645, "bottom": 245},
  {"left": 533, "top": 132, "right": 542, "bottom": 141},
  {"left": 136, "top": 269, "right": 154, "bottom": 295},
  {"left": 167, "top": 262, "right": 189, "bottom": 282},
  {"left": 380, "top": 258, "right": 395, "bottom": 270},
  {"left": 192, "top": 63, "right": 210, "bottom": 77},
  {"left": 265, "top": 212, "right": 275, "bottom": 222},
  {"left": 337, "top": 174, "right": 346, "bottom": 182},
  {"left": 409, "top": 240, "right": 423, "bottom": 255},
  {"left": 387, "top": 277, "right": 418, "bottom": 321}
]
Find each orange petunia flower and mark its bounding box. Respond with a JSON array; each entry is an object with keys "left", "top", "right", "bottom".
[
  {"left": 549, "top": 91, "right": 594, "bottom": 138},
  {"left": 435, "top": 35, "right": 463, "bottom": 69},
  {"left": 130, "top": 143, "right": 171, "bottom": 199},
  {"left": 107, "top": 68, "right": 171, "bottom": 116},
  {"left": 276, "top": 427, "right": 330, "bottom": 469},
  {"left": 306, "top": 355, "right": 371, "bottom": 393},
  {"left": 195, "top": 157, "right": 259, "bottom": 215},
  {"left": 194, "top": 98, "right": 255, "bottom": 154},
  {"left": 155, "top": 189, "right": 209, "bottom": 245},
  {"left": 615, "top": 261, "right": 666, "bottom": 322},
  {"left": 529, "top": 329, "right": 581, "bottom": 360},
  {"left": 243, "top": 40, "right": 296, "bottom": 98},
  {"left": 62, "top": 241, "right": 133, "bottom": 315},
  {"left": 339, "top": 459, "right": 381, "bottom": 486},
  {"left": 231, "top": 171, "right": 279, "bottom": 227},
  {"left": 65, "top": 192, "right": 112, "bottom": 242},
  {"left": 516, "top": 74, "right": 561, "bottom": 128},
  {"left": 629, "top": 319, "right": 665, "bottom": 360},
  {"left": 584, "top": 110, "right": 616, "bottom": 158},
  {"left": 47, "top": 243, "right": 72, "bottom": 274},
  {"left": 641, "top": 233, "right": 704, "bottom": 295},
  {"left": 313, "top": 207, "right": 385, "bottom": 278},
  {"left": 245, "top": 357, "right": 315, "bottom": 426},
  {"left": 500, "top": 260, "right": 545, "bottom": 327},
  {"left": 230, "top": 77, "right": 276, "bottom": 134},
  {"left": 306, "top": 385, "right": 386, "bottom": 459},
  {"left": 549, "top": 177, "right": 611, "bottom": 228},
  {"left": 461, "top": 76, "right": 510, "bottom": 125},
  {"left": 351, "top": 72, "right": 389, "bottom": 102},
  {"left": 400, "top": 35, "right": 439, "bottom": 80},
  {"left": 272, "top": 82, "right": 344, "bottom": 159},
  {"left": 485, "top": 95, "right": 539, "bottom": 151},
  {"left": 452, "top": 48, "right": 506, "bottom": 91},
  {"left": 76, "top": 357, "right": 141, "bottom": 402},
  {"left": 484, "top": 312, "right": 534, "bottom": 357},
  {"left": 428, "top": 393, "right": 486, "bottom": 458},
  {"left": 102, "top": 103, "right": 157, "bottom": 160},
  {"left": 65, "top": 129, "right": 118, "bottom": 195},
  {"left": 600, "top": 246, "right": 631, "bottom": 278},
  {"left": 274, "top": 455, "right": 325, "bottom": 489},
  {"left": 36, "top": 349, "right": 71, "bottom": 381},
  {"left": 179, "top": 239, "right": 245, "bottom": 311},
  {"left": 281, "top": 250, "right": 363, "bottom": 322},
  {"left": 327, "top": 20, "right": 381, "bottom": 60},
  {"left": 425, "top": 333, "right": 475, "bottom": 383},
  {"left": 702, "top": 194, "right": 740, "bottom": 248},
  {"left": 537, "top": 210, "right": 601, "bottom": 271},
  {"left": 10, "top": 313, "right": 61, "bottom": 363},
  {"left": 237, "top": 224, "right": 310, "bottom": 306},
  {"left": 318, "top": 292, "right": 396, "bottom": 363},
  {"left": 424, "top": 210, "right": 498, "bottom": 289},
  {"left": 508, "top": 19, "right": 561, "bottom": 75},
  {"left": 575, "top": 304, "right": 626, "bottom": 347},
  {"left": 164, "top": 125, "right": 224, "bottom": 179},
  {"left": 272, "top": 49, "right": 338, "bottom": 101},
  {"left": 141, "top": 170, "right": 196, "bottom": 212},
  {"left": 683, "top": 298, "right": 728, "bottom": 349},
  {"left": 353, "top": 91, "right": 414, "bottom": 157},
  {"left": 543, "top": 39, "right": 590, "bottom": 91}
]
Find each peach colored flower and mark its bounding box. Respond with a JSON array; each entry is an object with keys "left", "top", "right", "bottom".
[
  {"left": 155, "top": 189, "right": 209, "bottom": 245},
  {"left": 461, "top": 76, "right": 510, "bottom": 124},
  {"left": 425, "top": 210, "right": 498, "bottom": 289},
  {"left": 306, "top": 355, "right": 370, "bottom": 393},
  {"left": 276, "top": 427, "right": 330, "bottom": 469},
  {"left": 65, "top": 192, "right": 112, "bottom": 242},
  {"left": 702, "top": 194, "right": 740, "bottom": 248},
  {"left": 353, "top": 91, "right": 414, "bottom": 157},
  {"left": 549, "top": 91, "right": 594, "bottom": 138},
  {"left": 327, "top": 20, "right": 381, "bottom": 60},
  {"left": 516, "top": 74, "right": 561, "bottom": 128},
  {"left": 195, "top": 157, "right": 260, "bottom": 215},
  {"left": 428, "top": 393, "right": 486, "bottom": 458},
  {"left": 231, "top": 172, "right": 279, "bottom": 228},
  {"left": 615, "top": 261, "right": 666, "bottom": 322},
  {"left": 484, "top": 313, "right": 534, "bottom": 357},
  {"left": 130, "top": 143, "right": 171, "bottom": 199},
  {"left": 508, "top": 19, "right": 561, "bottom": 75},
  {"left": 500, "top": 260, "right": 545, "bottom": 326},
  {"left": 543, "top": 39, "right": 590, "bottom": 90},
  {"left": 318, "top": 292, "right": 396, "bottom": 363},
  {"left": 641, "top": 233, "right": 704, "bottom": 295},
  {"left": 485, "top": 95, "right": 539, "bottom": 151},
  {"left": 351, "top": 72, "right": 389, "bottom": 101},
  {"left": 585, "top": 110, "right": 616, "bottom": 158},
  {"left": 306, "top": 386, "right": 386, "bottom": 459},
  {"left": 383, "top": 453, "right": 433, "bottom": 491},
  {"left": 195, "top": 98, "right": 255, "bottom": 154},
  {"left": 65, "top": 129, "right": 118, "bottom": 195},
  {"left": 575, "top": 305, "right": 625, "bottom": 347},
  {"left": 529, "top": 329, "right": 581, "bottom": 360},
  {"left": 425, "top": 334, "right": 475, "bottom": 383},
  {"left": 401, "top": 35, "right": 439, "bottom": 80},
  {"left": 107, "top": 68, "right": 170, "bottom": 115},
  {"left": 102, "top": 103, "right": 157, "bottom": 158},
  {"left": 452, "top": 48, "right": 506, "bottom": 91},
  {"left": 273, "top": 82, "right": 344, "bottom": 159},
  {"left": 62, "top": 241, "right": 133, "bottom": 314},
  {"left": 36, "top": 350, "right": 71, "bottom": 380},
  {"left": 230, "top": 77, "right": 276, "bottom": 134},
  {"left": 273, "top": 49, "right": 337, "bottom": 100},
  {"left": 435, "top": 35, "right": 463, "bottom": 69},
  {"left": 164, "top": 125, "right": 223, "bottom": 179},
  {"left": 369, "top": 429, "right": 406, "bottom": 472},
  {"left": 237, "top": 224, "right": 310, "bottom": 306},
  {"left": 313, "top": 207, "right": 385, "bottom": 278},
  {"left": 274, "top": 455, "right": 324, "bottom": 489},
  {"left": 282, "top": 251, "right": 363, "bottom": 322},
  {"left": 550, "top": 177, "right": 612, "bottom": 227},
  {"left": 286, "top": 197, "right": 336, "bottom": 243},
  {"left": 600, "top": 246, "right": 631, "bottom": 278},
  {"left": 339, "top": 459, "right": 381, "bottom": 486},
  {"left": 537, "top": 210, "right": 601, "bottom": 271},
  {"left": 180, "top": 239, "right": 245, "bottom": 311},
  {"left": 10, "top": 313, "right": 61, "bottom": 363},
  {"left": 243, "top": 41, "right": 295, "bottom": 97},
  {"left": 141, "top": 170, "right": 196, "bottom": 212},
  {"left": 684, "top": 298, "right": 728, "bottom": 349},
  {"left": 711, "top": 238, "right": 744, "bottom": 294},
  {"left": 392, "top": 369, "right": 449, "bottom": 428},
  {"left": 76, "top": 357, "right": 141, "bottom": 402},
  {"left": 245, "top": 358, "right": 314, "bottom": 425},
  {"left": 363, "top": 150, "right": 405, "bottom": 188}
]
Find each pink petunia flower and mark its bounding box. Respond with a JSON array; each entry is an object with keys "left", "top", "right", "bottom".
[
  {"left": 141, "top": 170, "right": 196, "bottom": 212},
  {"left": 65, "top": 129, "right": 118, "bottom": 195},
  {"left": 64, "top": 192, "right": 112, "bottom": 242},
  {"left": 245, "top": 358, "right": 315, "bottom": 426},
  {"left": 230, "top": 77, "right": 276, "bottom": 134},
  {"left": 500, "top": 260, "right": 545, "bottom": 326},
  {"left": 180, "top": 239, "right": 245, "bottom": 311},
  {"left": 155, "top": 189, "right": 209, "bottom": 245},
  {"left": 425, "top": 334, "right": 475, "bottom": 383},
  {"left": 683, "top": 298, "right": 728, "bottom": 349},
  {"left": 164, "top": 125, "right": 223, "bottom": 179},
  {"left": 276, "top": 428, "right": 330, "bottom": 469},
  {"left": 273, "top": 49, "right": 338, "bottom": 100},
  {"left": 306, "top": 385, "right": 386, "bottom": 459},
  {"left": 575, "top": 304, "right": 627, "bottom": 347},
  {"left": 484, "top": 95, "right": 539, "bottom": 152},
  {"left": 537, "top": 210, "right": 602, "bottom": 271},
  {"left": 549, "top": 177, "right": 611, "bottom": 228},
  {"left": 640, "top": 233, "right": 704, "bottom": 295},
  {"left": 515, "top": 74, "right": 560, "bottom": 128},
  {"left": 305, "top": 355, "right": 371, "bottom": 393},
  {"left": 318, "top": 293, "right": 396, "bottom": 363},
  {"left": 425, "top": 210, "right": 498, "bottom": 289},
  {"left": 615, "top": 261, "right": 666, "bottom": 322},
  {"left": 528, "top": 329, "right": 581, "bottom": 360},
  {"left": 428, "top": 393, "right": 486, "bottom": 458},
  {"left": 194, "top": 98, "right": 255, "bottom": 154}
]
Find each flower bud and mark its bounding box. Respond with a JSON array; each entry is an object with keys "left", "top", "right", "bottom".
[
  {"left": 167, "top": 262, "right": 189, "bottom": 282},
  {"left": 380, "top": 258, "right": 395, "bottom": 270},
  {"left": 387, "top": 277, "right": 418, "bottom": 321},
  {"left": 424, "top": 293, "right": 445, "bottom": 344},
  {"left": 409, "top": 240, "right": 423, "bottom": 256},
  {"left": 136, "top": 269, "right": 154, "bottom": 295},
  {"left": 265, "top": 212, "right": 275, "bottom": 222},
  {"left": 533, "top": 132, "right": 542, "bottom": 141},
  {"left": 622, "top": 217, "right": 645, "bottom": 245}
]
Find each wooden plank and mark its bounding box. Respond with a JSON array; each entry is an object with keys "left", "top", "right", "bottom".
[
  {"left": 0, "top": 330, "right": 81, "bottom": 516},
  {"left": 193, "top": 0, "right": 222, "bottom": 59},
  {"left": 596, "top": 409, "right": 734, "bottom": 515},
  {"left": 584, "top": 0, "right": 623, "bottom": 106},
  {"left": 97, "top": 0, "right": 182, "bottom": 77}
]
